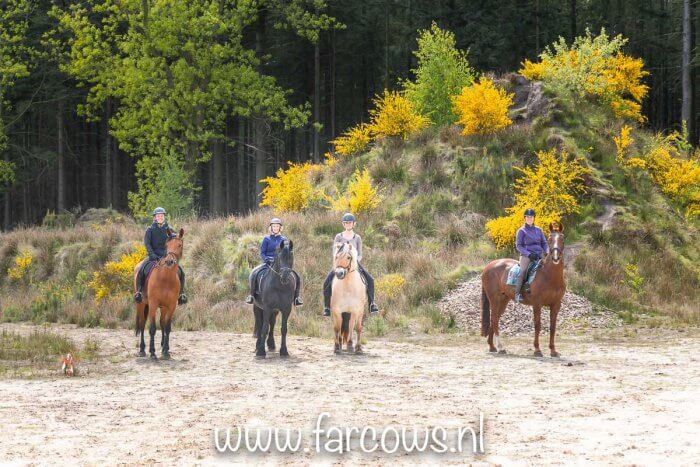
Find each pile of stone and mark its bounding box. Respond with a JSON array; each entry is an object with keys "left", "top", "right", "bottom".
[{"left": 438, "top": 277, "right": 620, "bottom": 335}]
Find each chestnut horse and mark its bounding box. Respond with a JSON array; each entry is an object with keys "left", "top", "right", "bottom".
[
  {"left": 481, "top": 222, "right": 566, "bottom": 357},
  {"left": 134, "top": 228, "right": 184, "bottom": 360},
  {"left": 330, "top": 242, "right": 367, "bottom": 354}
]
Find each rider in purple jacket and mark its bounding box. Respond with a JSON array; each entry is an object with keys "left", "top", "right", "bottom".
[{"left": 514, "top": 208, "right": 549, "bottom": 303}]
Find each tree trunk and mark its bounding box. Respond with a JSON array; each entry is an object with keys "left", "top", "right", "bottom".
[
  {"left": 570, "top": 0, "right": 577, "bottom": 42},
  {"left": 211, "top": 140, "right": 224, "bottom": 215},
  {"left": 237, "top": 118, "right": 246, "bottom": 212},
  {"left": 57, "top": 98, "right": 66, "bottom": 212},
  {"left": 682, "top": 0, "right": 693, "bottom": 142},
  {"left": 102, "top": 100, "right": 112, "bottom": 207},
  {"left": 313, "top": 41, "right": 321, "bottom": 163}
]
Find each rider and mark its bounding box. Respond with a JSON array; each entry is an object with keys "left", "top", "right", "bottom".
[
  {"left": 322, "top": 212, "right": 379, "bottom": 317},
  {"left": 513, "top": 208, "right": 549, "bottom": 303},
  {"left": 244, "top": 218, "right": 303, "bottom": 306},
  {"left": 134, "top": 207, "right": 187, "bottom": 305}
]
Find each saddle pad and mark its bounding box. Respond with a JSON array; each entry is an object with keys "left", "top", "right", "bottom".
[
  {"left": 506, "top": 260, "right": 541, "bottom": 286},
  {"left": 143, "top": 260, "right": 157, "bottom": 287}
]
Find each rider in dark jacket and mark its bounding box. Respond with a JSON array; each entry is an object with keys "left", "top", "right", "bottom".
[
  {"left": 244, "top": 218, "right": 303, "bottom": 306},
  {"left": 134, "top": 207, "right": 187, "bottom": 305}
]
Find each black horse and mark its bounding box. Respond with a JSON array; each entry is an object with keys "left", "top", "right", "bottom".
[{"left": 253, "top": 239, "right": 296, "bottom": 358}]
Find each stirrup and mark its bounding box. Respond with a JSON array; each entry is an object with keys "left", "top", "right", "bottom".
[
  {"left": 294, "top": 297, "right": 304, "bottom": 306},
  {"left": 323, "top": 308, "right": 331, "bottom": 317},
  {"left": 178, "top": 294, "right": 187, "bottom": 305},
  {"left": 515, "top": 293, "right": 524, "bottom": 303},
  {"left": 369, "top": 303, "right": 379, "bottom": 315},
  {"left": 245, "top": 295, "right": 254, "bottom": 304},
  {"left": 134, "top": 291, "right": 143, "bottom": 303}
]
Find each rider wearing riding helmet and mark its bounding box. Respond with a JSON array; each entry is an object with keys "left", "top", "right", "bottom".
[
  {"left": 514, "top": 207, "right": 549, "bottom": 303},
  {"left": 245, "top": 218, "right": 303, "bottom": 306},
  {"left": 134, "top": 207, "right": 187, "bottom": 305},
  {"left": 322, "top": 212, "right": 379, "bottom": 317}
]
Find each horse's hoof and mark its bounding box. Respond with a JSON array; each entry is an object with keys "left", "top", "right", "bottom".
[
  {"left": 551, "top": 351, "right": 560, "bottom": 358},
  {"left": 150, "top": 354, "right": 157, "bottom": 360},
  {"left": 498, "top": 349, "right": 507, "bottom": 355},
  {"left": 255, "top": 353, "right": 266, "bottom": 359},
  {"left": 534, "top": 350, "right": 543, "bottom": 357},
  {"left": 355, "top": 348, "right": 363, "bottom": 355},
  {"left": 137, "top": 351, "right": 146, "bottom": 357},
  {"left": 489, "top": 348, "right": 497, "bottom": 353},
  {"left": 161, "top": 352, "right": 171, "bottom": 360},
  {"left": 280, "top": 350, "right": 289, "bottom": 358},
  {"left": 334, "top": 348, "right": 341, "bottom": 355}
]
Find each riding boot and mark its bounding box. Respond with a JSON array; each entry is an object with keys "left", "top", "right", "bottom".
[
  {"left": 292, "top": 271, "right": 303, "bottom": 306},
  {"left": 322, "top": 270, "right": 333, "bottom": 316},
  {"left": 245, "top": 268, "right": 257, "bottom": 304},
  {"left": 177, "top": 266, "right": 187, "bottom": 305},
  {"left": 134, "top": 263, "right": 146, "bottom": 303},
  {"left": 360, "top": 266, "right": 379, "bottom": 314},
  {"left": 513, "top": 255, "right": 531, "bottom": 303}
]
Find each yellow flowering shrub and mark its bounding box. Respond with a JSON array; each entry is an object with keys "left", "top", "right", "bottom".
[
  {"left": 332, "top": 123, "right": 372, "bottom": 156},
  {"left": 7, "top": 249, "right": 33, "bottom": 283},
  {"left": 376, "top": 273, "right": 406, "bottom": 299},
  {"left": 643, "top": 134, "right": 700, "bottom": 218},
  {"left": 614, "top": 125, "right": 634, "bottom": 165},
  {"left": 323, "top": 152, "right": 338, "bottom": 168},
  {"left": 331, "top": 168, "right": 382, "bottom": 214},
  {"left": 520, "top": 29, "right": 649, "bottom": 122},
  {"left": 486, "top": 149, "right": 589, "bottom": 249},
  {"left": 452, "top": 77, "right": 513, "bottom": 136},
  {"left": 89, "top": 244, "right": 147, "bottom": 301},
  {"left": 368, "top": 90, "right": 429, "bottom": 139},
  {"left": 260, "top": 162, "right": 325, "bottom": 212}
]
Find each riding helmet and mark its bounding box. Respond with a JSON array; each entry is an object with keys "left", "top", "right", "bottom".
[
  {"left": 269, "top": 217, "right": 283, "bottom": 226},
  {"left": 153, "top": 207, "right": 166, "bottom": 216},
  {"left": 524, "top": 208, "right": 536, "bottom": 217},
  {"left": 341, "top": 213, "right": 356, "bottom": 222}
]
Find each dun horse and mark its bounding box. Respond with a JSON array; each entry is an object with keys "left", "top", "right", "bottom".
[
  {"left": 481, "top": 222, "right": 566, "bottom": 357},
  {"left": 134, "top": 228, "right": 185, "bottom": 359},
  {"left": 330, "top": 243, "right": 366, "bottom": 354},
  {"left": 253, "top": 240, "right": 296, "bottom": 358}
]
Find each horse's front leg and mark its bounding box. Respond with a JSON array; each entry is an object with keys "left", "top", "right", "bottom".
[
  {"left": 253, "top": 305, "right": 262, "bottom": 339},
  {"left": 346, "top": 315, "right": 355, "bottom": 353},
  {"left": 354, "top": 313, "right": 363, "bottom": 354},
  {"left": 267, "top": 311, "right": 277, "bottom": 351},
  {"left": 487, "top": 298, "right": 501, "bottom": 353},
  {"left": 138, "top": 305, "right": 147, "bottom": 357},
  {"left": 161, "top": 307, "right": 174, "bottom": 359},
  {"left": 256, "top": 310, "right": 271, "bottom": 358},
  {"left": 332, "top": 314, "right": 341, "bottom": 354},
  {"left": 533, "top": 305, "right": 543, "bottom": 357},
  {"left": 549, "top": 301, "right": 561, "bottom": 357},
  {"left": 279, "top": 310, "right": 289, "bottom": 358}
]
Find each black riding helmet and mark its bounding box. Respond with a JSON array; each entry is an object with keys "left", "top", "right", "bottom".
[{"left": 524, "top": 208, "right": 536, "bottom": 217}]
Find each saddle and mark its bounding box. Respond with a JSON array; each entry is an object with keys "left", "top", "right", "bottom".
[
  {"left": 506, "top": 259, "right": 542, "bottom": 288},
  {"left": 142, "top": 260, "right": 157, "bottom": 288}
]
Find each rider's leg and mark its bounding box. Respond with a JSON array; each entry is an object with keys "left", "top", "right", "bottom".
[
  {"left": 177, "top": 266, "right": 187, "bottom": 305},
  {"left": 359, "top": 265, "right": 379, "bottom": 314},
  {"left": 134, "top": 261, "right": 147, "bottom": 303},
  {"left": 514, "top": 255, "right": 531, "bottom": 303},
  {"left": 292, "top": 271, "right": 303, "bottom": 306},
  {"left": 245, "top": 264, "right": 264, "bottom": 304},
  {"left": 322, "top": 270, "right": 334, "bottom": 316}
]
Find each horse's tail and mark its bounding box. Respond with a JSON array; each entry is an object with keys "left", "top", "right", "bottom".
[
  {"left": 340, "top": 312, "right": 351, "bottom": 344},
  {"left": 481, "top": 288, "right": 490, "bottom": 337}
]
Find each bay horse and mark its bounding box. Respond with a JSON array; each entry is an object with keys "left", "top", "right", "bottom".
[
  {"left": 253, "top": 239, "right": 295, "bottom": 359},
  {"left": 134, "top": 228, "right": 184, "bottom": 360},
  {"left": 481, "top": 222, "right": 566, "bottom": 357},
  {"left": 330, "top": 242, "right": 367, "bottom": 354}
]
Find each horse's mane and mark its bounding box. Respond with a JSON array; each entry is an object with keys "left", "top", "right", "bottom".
[{"left": 334, "top": 242, "right": 358, "bottom": 268}]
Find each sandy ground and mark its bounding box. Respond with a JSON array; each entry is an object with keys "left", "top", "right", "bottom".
[{"left": 1, "top": 322, "right": 699, "bottom": 466}]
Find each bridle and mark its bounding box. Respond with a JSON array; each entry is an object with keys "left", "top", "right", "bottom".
[
  {"left": 548, "top": 233, "right": 564, "bottom": 264},
  {"left": 269, "top": 245, "right": 294, "bottom": 285},
  {"left": 334, "top": 249, "right": 356, "bottom": 279},
  {"left": 157, "top": 250, "right": 180, "bottom": 268}
]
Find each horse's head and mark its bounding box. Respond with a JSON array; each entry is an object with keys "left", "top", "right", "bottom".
[
  {"left": 333, "top": 243, "right": 356, "bottom": 280},
  {"left": 548, "top": 222, "right": 564, "bottom": 264},
  {"left": 164, "top": 228, "right": 184, "bottom": 267},
  {"left": 275, "top": 239, "right": 294, "bottom": 283}
]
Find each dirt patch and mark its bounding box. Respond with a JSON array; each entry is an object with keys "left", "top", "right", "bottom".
[{"left": 0, "top": 323, "right": 698, "bottom": 465}]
